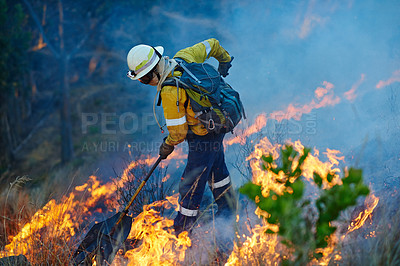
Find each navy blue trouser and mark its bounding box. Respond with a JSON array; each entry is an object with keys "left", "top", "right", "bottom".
[{"left": 174, "top": 132, "right": 237, "bottom": 234}]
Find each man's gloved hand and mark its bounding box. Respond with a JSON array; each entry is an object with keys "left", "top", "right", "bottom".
[
  {"left": 218, "top": 56, "right": 234, "bottom": 77},
  {"left": 159, "top": 137, "right": 174, "bottom": 159}
]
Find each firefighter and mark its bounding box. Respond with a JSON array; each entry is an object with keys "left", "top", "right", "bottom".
[{"left": 126, "top": 38, "right": 236, "bottom": 235}]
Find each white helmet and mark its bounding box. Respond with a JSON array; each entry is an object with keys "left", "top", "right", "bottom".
[{"left": 126, "top": 44, "right": 164, "bottom": 80}]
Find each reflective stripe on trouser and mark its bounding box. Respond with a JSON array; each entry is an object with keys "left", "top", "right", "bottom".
[
  {"left": 179, "top": 205, "right": 198, "bottom": 217},
  {"left": 174, "top": 132, "right": 236, "bottom": 231}
]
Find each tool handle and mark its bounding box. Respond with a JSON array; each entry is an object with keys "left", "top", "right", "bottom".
[{"left": 112, "top": 156, "right": 162, "bottom": 231}]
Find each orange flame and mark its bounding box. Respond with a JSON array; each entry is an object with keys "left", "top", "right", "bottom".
[
  {"left": 344, "top": 74, "right": 365, "bottom": 102},
  {"left": 365, "top": 231, "right": 376, "bottom": 239},
  {"left": 31, "top": 34, "right": 47, "bottom": 51},
  {"left": 347, "top": 194, "right": 379, "bottom": 234},
  {"left": 0, "top": 154, "right": 190, "bottom": 264},
  {"left": 0, "top": 137, "right": 379, "bottom": 265},
  {"left": 88, "top": 57, "right": 99, "bottom": 75},
  {"left": 226, "top": 223, "right": 280, "bottom": 265},
  {"left": 227, "top": 138, "right": 349, "bottom": 264},
  {"left": 162, "top": 174, "right": 171, "bottom": 183},
  {"left": 376, "top": 69, "right": 400, "bottom": 89},
  {"left": 226, "top": 81, "right": 340, "bottom": 145},
  {"left": 124, "top": 194, "right": 191, "bottom": 265},
  {"left": 31, "top": 5, "right": 47, "bottom": 52},
  {"left": 0, "top": 175, "right": 117, "bottom": 262},
  {"left": 246, "top": 138, "right": 344, "bottom": 197}
]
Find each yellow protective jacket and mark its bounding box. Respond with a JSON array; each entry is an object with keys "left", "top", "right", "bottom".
[{"left": 161, "top": 38, "right": 231, "bottom": 146}]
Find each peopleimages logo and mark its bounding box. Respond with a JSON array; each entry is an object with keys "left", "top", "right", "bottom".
[
  {"left": 81, "top": 112, "right": 158, "bottom": 135},
  {"left": 80, "top": 112, "right": 317, "bottom": 153},
  {"left": 81, "top": 112, "right": 317, "bottom": 135},
  {"left": 80, "top": 139, "right": 226, "bottom": 154},
  {"left": 262, "top": 112, "right": 317, "bottom": 136},
  {"left": 81, "top": 140, "right": 163, "bottom": 153}
]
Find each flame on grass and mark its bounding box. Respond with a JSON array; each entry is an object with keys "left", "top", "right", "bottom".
[
  {"left": 226, "top": 137, "right": 370, "bottom": 265},
  {"left": 118, "top": 151, "right": 185, "bottom": 188},
  {"left": 347, "top": 194, "right": 379, "bottom": 234},
  {"left": 247, "top": 138, "right": 344, "bottom": 197},
  {"left": 0, "top": 175, "right": 116, "bottom": 263},
  {"left": 226, "top": 223, "right": 280, "bottom": 266},
  {"left": 344, "top": 74, "right": 365, "bottom": 102},
  {"left": 124, "top": 194, "right": 191, "bottom": 265},
  {"left": 376, "top": 69, "right": 400, "bottom": 89},
  {"left": 0, "top": 139, "right": 379, "bottom": 265},
  {"left": 0, "top": 154, "right": 188, "bottom": 264},
  {"left": 0, "top": 157, "right": 147, "bottom": 259},
  {"left": 226, "top": 81, "right": 340, "bottom": 145}
]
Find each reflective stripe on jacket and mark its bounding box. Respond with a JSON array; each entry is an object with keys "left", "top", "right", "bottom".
[{"left": 161, "top": 38, "right": 231, "bottom": 146}]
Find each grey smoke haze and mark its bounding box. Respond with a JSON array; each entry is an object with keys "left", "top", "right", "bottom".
[{"left": 106, "top": 0, "right": 400, "bottom": 186}]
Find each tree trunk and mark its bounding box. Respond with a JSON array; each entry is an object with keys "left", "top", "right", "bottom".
[
  {"left": 11, "top": 93, "right": 22, "bottom": 146},
  {"left": 60, "top": 55, "right": 74, "bottom": 164},
  {"left": 59, "top": 0, "right": 73, "bottom": 164},
  {"left": 0, "top": 112, "right": 15, "bottom": 173}
]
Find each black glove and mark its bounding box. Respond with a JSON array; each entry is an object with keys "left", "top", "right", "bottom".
[
  {"left": 218, "top": 56, "right": 234, "bottom": 77},
  {"left": 159, "top": 138, "right": 174, "bottom": 159}
]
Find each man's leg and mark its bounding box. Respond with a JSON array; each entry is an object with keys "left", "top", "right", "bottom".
[
  {"left": 208, "top": 136, "right": 237, "bottom": 218},
  {"left": 174, "top": 136, "right": 214, "bottom": 235}
]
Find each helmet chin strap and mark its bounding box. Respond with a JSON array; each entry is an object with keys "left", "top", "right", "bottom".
[
  {"left": 151, "top": 45, "right": 162, "bottom": 59},
  {"left": 151, "top": 46, "right": 162, "bottom": 83}
]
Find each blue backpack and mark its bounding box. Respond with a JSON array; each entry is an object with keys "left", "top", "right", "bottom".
[{"left": 161, "top": 59, "right": 246, "bottom": 134}]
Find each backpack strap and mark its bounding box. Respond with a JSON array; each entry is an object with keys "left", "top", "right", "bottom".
[
  {"left": 160, "top": 77, "right": 189, "bottom": 112},
  {"left": 161, "top": 77, "right": 177, "bottom": 87},
  {"left": 175, "top": 78, "right": 180, "bottom": 112},
  {"left": 175, "top": 58, "right": 202, "bottom": 84},
  {"left": 156, "top": 91, "right": 162, "bottom": 106}
]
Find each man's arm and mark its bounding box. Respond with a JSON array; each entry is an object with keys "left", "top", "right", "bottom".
[{"left": 174, "top": 38, "right": 231, "bottom": 64}]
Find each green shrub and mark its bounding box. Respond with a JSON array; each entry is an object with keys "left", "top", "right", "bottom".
[{"left": 240, "top": 144, "right": 370, "bottom": 265}]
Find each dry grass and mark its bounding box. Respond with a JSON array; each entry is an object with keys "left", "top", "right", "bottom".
[
  {"left": 339, "top": 194, "right": 400, "bottom": 266},
  {"left": 0, "top": 175, "right": 90, "bottom": 265},
  {"left": 1, "top": 172, "right": 400, "bottom": 265},
  {"left": 1, "top": 176, "right": 33, "bottom": 248},
  {"left": 114, "top": 156, "right": 175, "bottom": 217}
]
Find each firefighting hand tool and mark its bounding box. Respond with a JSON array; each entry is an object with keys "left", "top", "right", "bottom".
[{"left": 72, "top": 156, "right": 163, "bottom": 265}]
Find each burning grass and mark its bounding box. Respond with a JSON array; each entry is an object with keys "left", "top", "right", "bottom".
[
  {"left": 123, "top": 196, "right": 191, "bottom": 265},
  {"left": 339, "top": 193, "right": 400, "bottom": 265},
  {"left": 0, "top": 138, "right": 398, "bottom": 265}
]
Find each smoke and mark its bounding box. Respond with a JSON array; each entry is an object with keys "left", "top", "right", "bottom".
[{"left": 100, "top": 0, "right": 400, "bottom": 191}]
